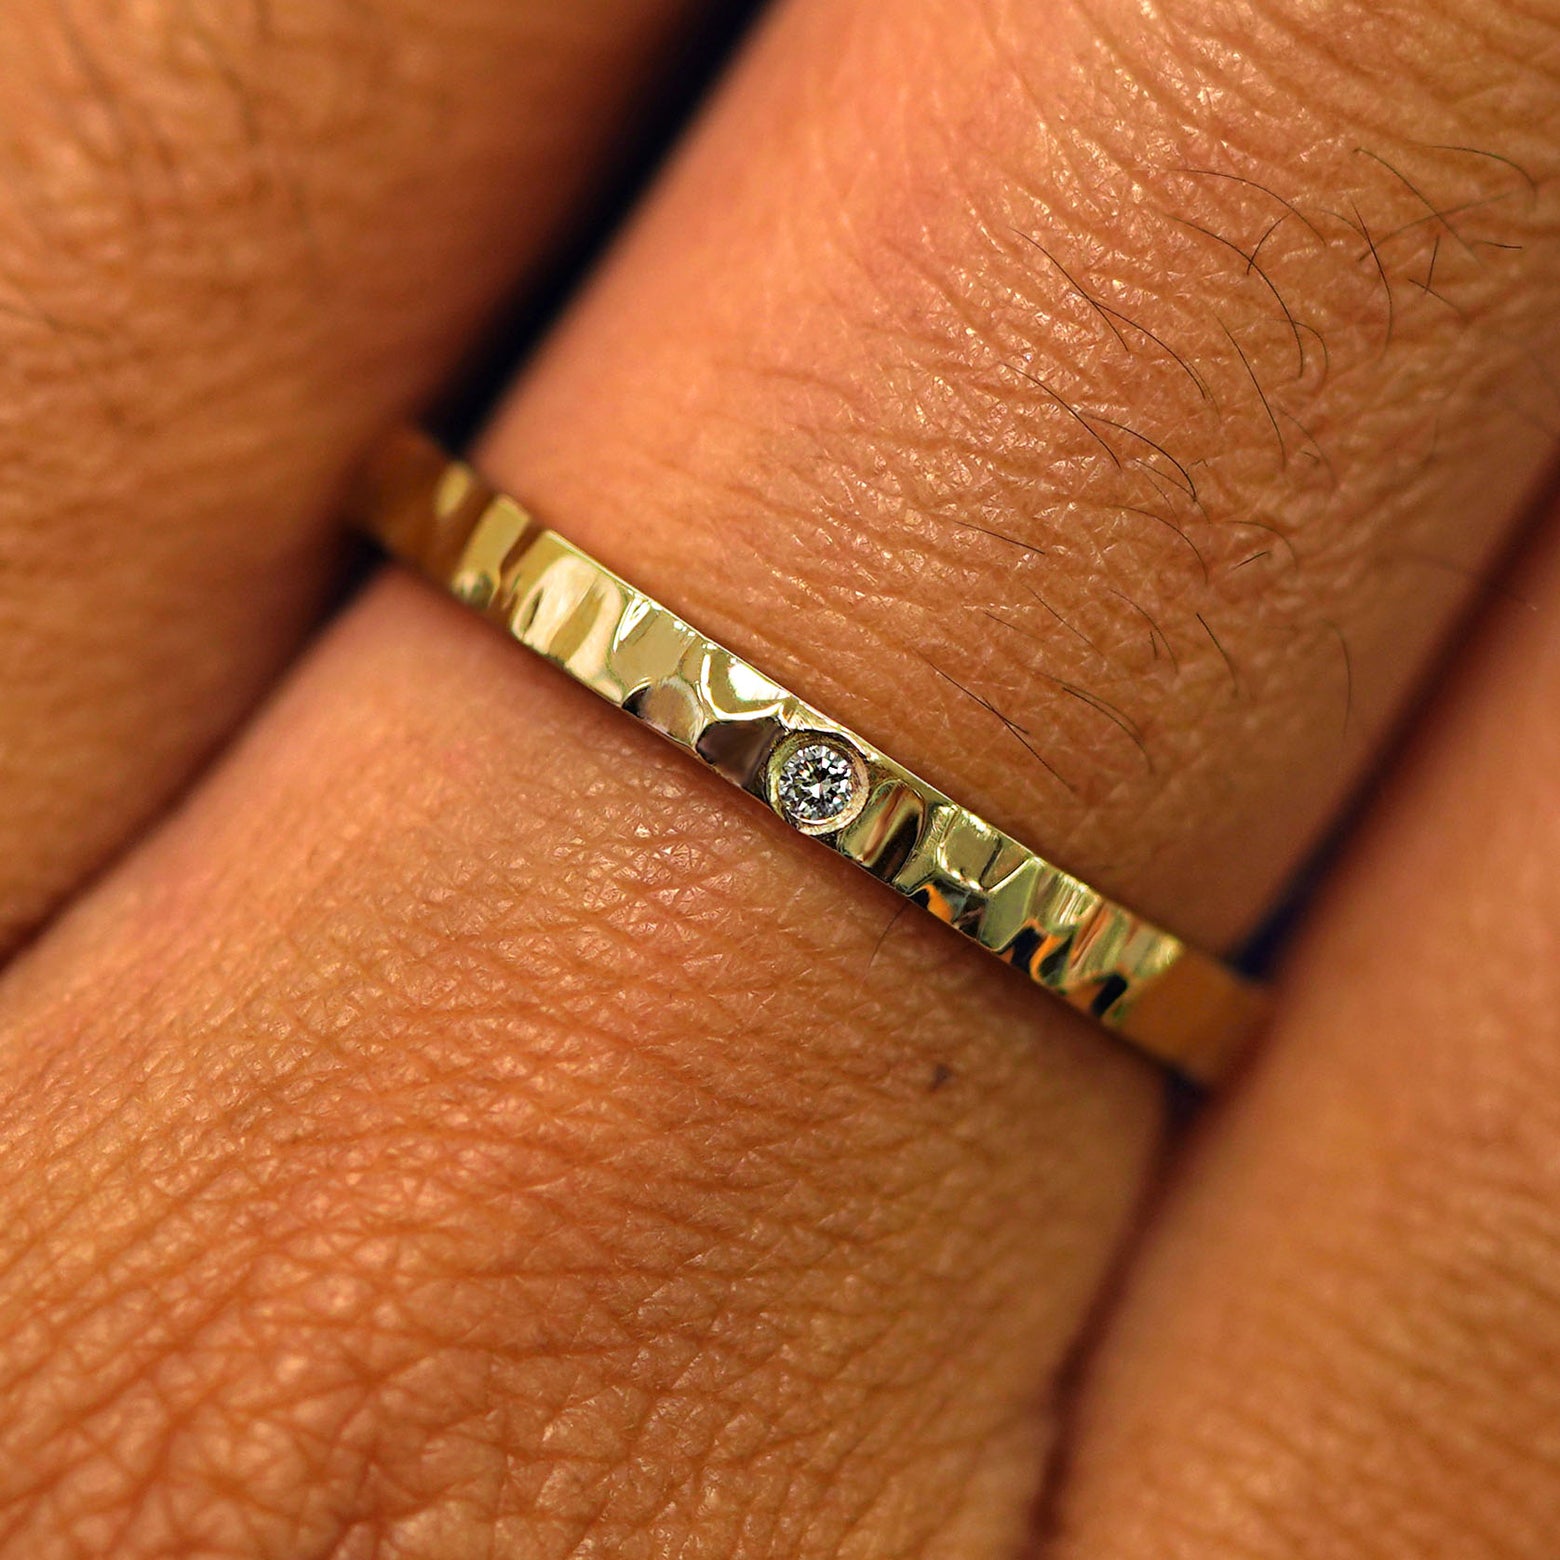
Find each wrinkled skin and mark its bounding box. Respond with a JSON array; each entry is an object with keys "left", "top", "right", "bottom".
[{"left": 1, "top": 0, "right": 1559, "bottom": 1555}]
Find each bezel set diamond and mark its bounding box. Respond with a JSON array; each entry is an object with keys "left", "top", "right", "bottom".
[{"left": 770, "top": 733, "right": 870, "bottom": 836}]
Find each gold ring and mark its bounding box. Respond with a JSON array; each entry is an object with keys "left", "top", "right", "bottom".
[{"left": 350, "top": 427, "right": 1266, "bottom": 1085}]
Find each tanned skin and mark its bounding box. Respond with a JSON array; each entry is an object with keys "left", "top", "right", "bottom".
[{"left": 0, "top": 1, "right": 1557, "bottom": 1555}]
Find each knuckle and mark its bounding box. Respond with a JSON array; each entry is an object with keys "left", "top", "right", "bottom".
[
  {"left": 573, "top": 0, "right": 1560, "bottom": 938},
  {"left": 0, "top": 0, "right": 580, "bottom": 951},
  {"left": 0, "top": 628, "right": 1145, "bottom": 1555}
]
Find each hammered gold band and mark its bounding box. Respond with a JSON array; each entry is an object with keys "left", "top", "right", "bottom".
[{"left": 351, "top": 428, "right": 1266, "bottom": 1085}]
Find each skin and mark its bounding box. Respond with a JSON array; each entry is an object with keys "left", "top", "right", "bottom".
[
  {"left": 1047, "top": 497, "right": 1560, "bottom": 1560},
  {"left": 0, "top": 0, "right": 1557, "bottom": 1555},
  {"left": 0, "top": 0, "right": 708, "bottom": 953}
]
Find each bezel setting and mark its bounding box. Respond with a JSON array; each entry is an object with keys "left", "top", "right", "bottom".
[{"left": 768, "top": 732, "right": 871, "bottom": 836}]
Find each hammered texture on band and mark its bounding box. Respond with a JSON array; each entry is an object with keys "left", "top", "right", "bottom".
[{"left": 352, "top": 428, "right": 1266, "bottom": 1084}]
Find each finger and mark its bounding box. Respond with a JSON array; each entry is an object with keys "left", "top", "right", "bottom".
[
  {"left": 0, "top": 0, "right": 1558, "bottom": 1553},
  {"left": 487, "top": 0, "right": 1560, "bottom": 945},
  {"left": 1041, "top": 496, "right": 1560, "bottom": 1560},
  {"left": 0, "top": 585, "right": 1160, "bottom": 1558},
  {"left": 0, "top": 0, "right": 716, "bottom": 952}
]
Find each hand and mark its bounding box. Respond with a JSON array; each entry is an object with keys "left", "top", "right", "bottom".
[{"left": 0, "top": 1, "right": 1557, "bottom": 1555}]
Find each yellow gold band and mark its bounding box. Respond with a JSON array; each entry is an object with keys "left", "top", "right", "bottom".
[{"left": 351, "top": 428, "right": 1266, "bottom": 1085}]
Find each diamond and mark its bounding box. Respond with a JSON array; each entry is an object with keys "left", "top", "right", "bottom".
[{"left": 776, "top": 741, "right": 858, "bottom": 826}]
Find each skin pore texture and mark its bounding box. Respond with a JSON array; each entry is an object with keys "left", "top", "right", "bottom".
[
  {"left": 0, "top": 0, "right": 1556, "bottom": 1556},
  {"left": 488, "top": 0, "right": 1560, "bottom": 947},
  {"left": 1047, "top": 497, "right": 1560, "bottom": 1560},
  {"left": 0, "top": 0, "right": 708, "bottom": 954}
]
